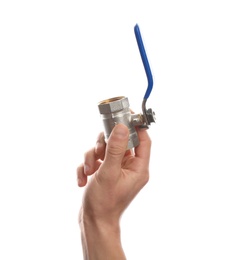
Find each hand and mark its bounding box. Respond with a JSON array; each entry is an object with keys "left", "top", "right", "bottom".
[
  {"left": 77, "top": 123, "right": 151, "bottom": 222},
  {"left": 77, "top": 124, "right": 151, "bottom": 259}
]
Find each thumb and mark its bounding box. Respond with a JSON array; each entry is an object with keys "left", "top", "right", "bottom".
[{"left": 103, "top": 124, "right": 129, "bottom": 169}]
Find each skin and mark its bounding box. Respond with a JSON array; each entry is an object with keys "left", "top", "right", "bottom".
[{"left": 77, "top": 124, "right": 151, "bottom": 260}]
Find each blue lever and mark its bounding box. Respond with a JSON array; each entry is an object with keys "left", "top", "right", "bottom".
[{"left": 134, "top": 24, "right": 153, "bottom": 100}]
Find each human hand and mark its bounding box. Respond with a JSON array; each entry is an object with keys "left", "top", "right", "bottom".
[
  {"left": 77, "top": 124, "right": 151, "bottom": 259},
  {"left": 77, "top": 123, "right": 151, "bottom": 222}
]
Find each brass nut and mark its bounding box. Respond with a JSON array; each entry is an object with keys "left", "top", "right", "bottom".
[{"left": 98, "top": 96, "right": 129, "bottom": 114}]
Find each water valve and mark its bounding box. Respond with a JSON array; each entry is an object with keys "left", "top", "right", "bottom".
[{"left": 98, "top": 24, "right": 156, "bottom": 149}]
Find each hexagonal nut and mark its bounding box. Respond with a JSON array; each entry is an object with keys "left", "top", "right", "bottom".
[{"left": 98, "top": 96, "right": 130, "bottom": 114}]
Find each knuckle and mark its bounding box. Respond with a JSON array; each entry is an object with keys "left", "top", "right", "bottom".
[
  {"left": 107, "top": 141, "right": 126, "bottom": 156},
  {"left": 76, "top": 164, "right": 83, "bottom": 174}
]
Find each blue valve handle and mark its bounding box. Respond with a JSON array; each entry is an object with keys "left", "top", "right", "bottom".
[{"left": 134, "top": 24, "right": 153, "bottom": 100}]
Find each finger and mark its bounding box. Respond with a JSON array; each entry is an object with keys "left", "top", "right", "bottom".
[
  {"left": 84, "top": 159, "right": 102, "bottom": 176},
  {"left": 84, "top": 148, "right": 100, "bottom": 175},
  {"left": 134, "top": 128, "right": 152, "bottom": 162},
  {"left": 77, "top": 164, "right": 87, "bottom": 187},
  {"left": 95, "top": 132, "right": 106, "bottom": 160},
  {"left": 84, "top": 132, "right": 106, "bottom": 175},
  {"left": 103, "top": 124, "right": 129, "bottom": 171},
  {"left": 130, "top": 108, "right": 135, "bottom": 114},
  {"left": 125, "top": 148, "right": 134, "bottom": 157}
]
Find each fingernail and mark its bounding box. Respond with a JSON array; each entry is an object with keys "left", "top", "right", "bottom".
[
  {"left": 95, "top": 141, "right": 102, "bottom": 153},
  {"left": 84, "top": 164, "right": 89, "bottom": 175},
  {"left": 113, "top": 124, "right": 129, "bottom": 138}
]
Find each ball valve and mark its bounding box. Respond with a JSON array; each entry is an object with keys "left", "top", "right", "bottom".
[{"left": 98, "top": 24, "right": 155, "bottom": 149}]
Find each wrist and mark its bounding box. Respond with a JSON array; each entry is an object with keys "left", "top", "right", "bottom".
[
  {"left": 79, "top": 207, "right": 126, "bottom": 260},
  {"left": 79, "top": 207, "right": 121, "bottom": 236}
]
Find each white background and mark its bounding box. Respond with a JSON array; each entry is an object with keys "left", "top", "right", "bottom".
[{"left": 0, "top": 0, "right": 235, "bottom": 259}]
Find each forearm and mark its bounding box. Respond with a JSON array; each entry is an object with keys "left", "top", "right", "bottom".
[{"left": 79, "top": 210, "right": 126, "bottom": 260}]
